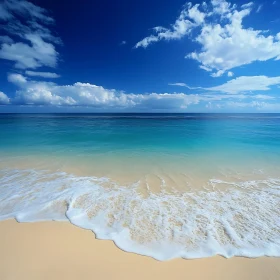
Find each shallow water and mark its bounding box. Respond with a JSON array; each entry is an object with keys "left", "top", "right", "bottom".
[{"left": 0, "top": 113, "right": 280, "bottom": 260}]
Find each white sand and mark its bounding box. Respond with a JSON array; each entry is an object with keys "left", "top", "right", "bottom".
[{"left": 0, "top": 219, "right": 279, "bottom": 280}]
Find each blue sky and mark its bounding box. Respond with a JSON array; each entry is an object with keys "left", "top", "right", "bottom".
[{"left": 0, "top": 0, "right": 280, "bottom": 112}]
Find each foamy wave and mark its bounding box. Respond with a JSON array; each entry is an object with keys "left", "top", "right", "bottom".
[{"left": 0, "top": 169, "right": 280, "bottom": 260}]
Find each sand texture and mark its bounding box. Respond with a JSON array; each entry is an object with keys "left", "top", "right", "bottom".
[{"left": 0, "top": 219, "right": 280, "bottom": 280}]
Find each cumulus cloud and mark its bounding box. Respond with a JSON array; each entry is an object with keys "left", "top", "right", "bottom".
[
  {"left": 168, "top": 82, "right": 203, "bottom": 90},
  {"left": 136, "top": 0, "right": 280, "bottom": 77},
  {"left": 188, "top": 1, "right": 280, "bottom": 76},
  {"left": 135, "top": 3, "right": 206, "bottom": 48},
  {"left": 170, "top": 75, "right": 280, "bottom": 94},
  {"left": 25, "top": 71, "right": 60, "bottom": 78},
  {"left": 0, "top": 0, "right": 60, "bottom": 69},
  {"left": 7, "top": 74, "right": 203, "bottom": 109},
  {"left": 0, "top": 91, "right": 10, "bottom": 104}
]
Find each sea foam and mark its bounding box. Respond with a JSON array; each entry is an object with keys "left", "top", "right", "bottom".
[{"left": 0, "top": 168, "right": 279, "bottom": 260}]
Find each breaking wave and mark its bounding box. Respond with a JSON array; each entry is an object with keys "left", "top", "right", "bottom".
[{"left": 0, "top": 168, "right": 279, "bottom": 260}]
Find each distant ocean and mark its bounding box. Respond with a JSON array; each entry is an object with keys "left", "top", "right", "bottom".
[{"left": 0, "top": 113, "right": 280, "bottom": 260}]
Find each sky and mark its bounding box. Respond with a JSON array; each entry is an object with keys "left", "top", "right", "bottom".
[{"left": 0, "top": 0, "right": 280, "bottom": 113}]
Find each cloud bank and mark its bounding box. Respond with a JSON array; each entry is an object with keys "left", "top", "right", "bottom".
[
  {"left": 0, "top": 74, "right": 277, "bottom": 112},
  {"left": 6, "top": 74, "right": 201, "bottom": 109}
]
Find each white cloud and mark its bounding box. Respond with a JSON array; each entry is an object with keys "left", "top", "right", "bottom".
[
  {"left": 227, "top": 71, "right": 234, "bottom": 77},
  {"left": 0, "top": 35, "right": 58, "bottom": 69},
  {"left": 8, "top": 73, "right": 28, "bottom": 85},
  {"left": 135, "top": 3, "right": 205, "bottom": 48},
  {"left": 225, "top": 100, "right": 280, "bottom": 110},
  {"left": 136, "top": 0, "right": 280, "bottom": 77},
  {"left": 211, "top": 70, "right": 224, "bottom": 77},
  {"left": 205, "top": 99, "right": 280, "bottom": 111},
  {"left": 241, "top": 2, "right": 254, "bottom": 9},
  {"left": 254, "top": 94, "right": 275, "bottom": 100},
  {"left": 211, "top": 0, "right": 235, "bottom": 15},
  {"left": 169, "top": 82, "right": 189, "bottom": 87},
  {"left": 168, "top": 82, "right": 203, "bottom": 90},
  {"left": 2, "top": 0, "right": 54, "bottom": 23},
  {"left": 169, "top": 75, "right": 280, "bottom": 94},
  {"left": 256, "top": 4, "right": 263, "bottom": 13},
  {"left": 0, "top": 91, "right": 10, "bottom": 104},
  {"left": 120, "top": 41, "right": 127, "bottom": 45},
  {"left": 186, "top": 2, "right": 280, "bottom": 76},
  {"left": 25, "top": 71, "right": 60, "bottom": 78},
  {"left": 205, "top": 76, "right": 280, "bottom": 94},
  {"left": 187, "top": 3, "right": 206, "bottom": 24},
  {"left": 0, "top": 0, "right": 60, "bottom": 69},
  {"left": 6, "top": 75, "right": 278, "bottom": 111},
  {"left": 7, "top": 74, "right": 204, "bottom": 109},
  {"left": 200, "top": 65, "right": 212, "bottom": 72}
]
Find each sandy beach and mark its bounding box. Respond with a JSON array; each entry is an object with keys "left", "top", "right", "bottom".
[{"left": 0, "top": 219, "right": 279, "bottom": 280}]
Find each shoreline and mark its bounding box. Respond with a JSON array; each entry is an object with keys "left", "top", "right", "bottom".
[
  {"left": 0, "top": 219, "right": 279, "bottom": 280},
  {"left": 1, "top": 166, "right": 279, "bottom": 260}
]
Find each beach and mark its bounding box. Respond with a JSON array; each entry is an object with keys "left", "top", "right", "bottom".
[
  {"left": 1, "top": 219, "right": 280, "bottom": 280},
  {"left": 0, "top": 114, "right": 280, "bottom": 276}
]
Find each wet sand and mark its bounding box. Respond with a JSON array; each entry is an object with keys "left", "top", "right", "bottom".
[{"left": 0, "top": 219, "right": 279, "bottom": 280}]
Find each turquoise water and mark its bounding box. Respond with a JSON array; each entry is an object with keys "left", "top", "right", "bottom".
[
  {"left": 0, "top": 114, "right": 280, "bottom": 259},
  {"left": 1, "top": 113, "right": 280, "bottom": 173}
]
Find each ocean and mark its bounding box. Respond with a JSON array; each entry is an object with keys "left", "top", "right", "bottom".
[{"left": 0, "top": 113, "right": 279, "bottom": 260}]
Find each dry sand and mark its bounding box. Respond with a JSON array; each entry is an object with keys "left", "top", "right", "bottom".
[{"left": 0, "top": 219, "right": 279, "bottom": 280}]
